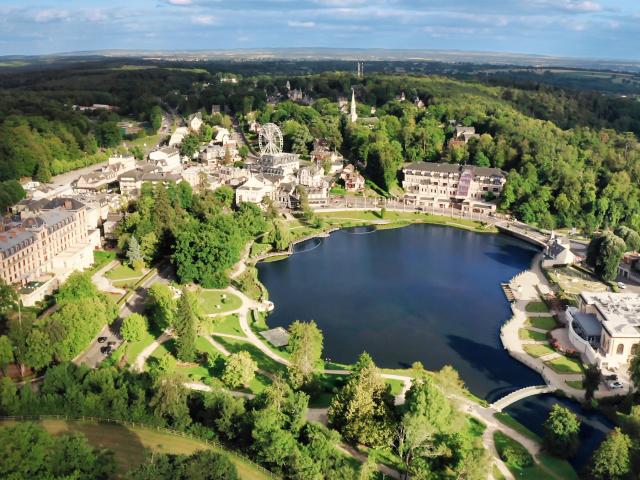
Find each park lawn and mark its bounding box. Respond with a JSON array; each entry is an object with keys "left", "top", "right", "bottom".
[
  {"left": 523, "top": 343, "right": 556, "bottom": 358},
  {"left": 198, "top": 290, "right": 242, "bottom": 315},
  {"left": 123, "top": 329, "right": 158, "bottom": 365},
  {"left": 536, "top": 452, "right": 579, "bottom": 480},
  {"left": 493, "top": 412, "right": 542, "bottom": 443},
  {"left": 90, "top": 250, "right": 116, "bottom": 274},
  {"left": 519, "top": 328, "right": 548, "bottom": 341},
  {"left": 250, "top": 242, "right": 272, "bottom": 258},
  {"left": 493, "top": 431, "right": 553, "bottom": 480},
  {"left": 525, "top": 301, "right": 550, "bottom": 313},
  {"left": 215, "top": 337, "right": 288, "bottom": 377},
  {"left": 565, "top": 380, "right": 585, "bottom": 389},
  {"left": 210, "top": 314, "right": 244, "bottom": 336},
  {"left": 150, "top": 339, "right": 177, "bottom": 360},
  {"left": 545, "top": 356, "right": 584, "bottom": 374},
  {"left": 492, "top": 465, "right": 506, "bottom": 480},
  {"left": 386, "top": 378, "right": 405, "bottom": 396},
  {"left": 526, "top": 316, "right": 558, "bottom": 331},
  {"left": 232, "top": 268, "right": 264, "bottom": 301},
  {"left": 0, "top": 419, "right": 270, "bottom": 480},
  {"left": 105, "top": 263, "right": 144, "bottom": 281}
]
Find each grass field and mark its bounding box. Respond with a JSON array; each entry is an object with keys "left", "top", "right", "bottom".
[
  {"left": 519, "top": 328, "right": 548, "bottom": 341},
  {"left": 0, "top": 419, "right": 270, "bottom": 479},
  {"left": 122, "top": 328, "right": 158, "bottom": 365},
  {"left": 565, "top": 380, "right": 584, "bottom": 389},
  {"left": 545, "top": 356, "right": 584, "bottom": 374},
  {"left": 105, "top": 263, "right": 144, "bottom": 281},
  {"left": 215, "top": 337, "right": 288, "bottom": 378},
  {"left": 493, "top": 431, "right": 553, "bottom": 480},
  {"left": 525, "top": 301, "right": 550, "bottom": 313},
  {"left": 523, "top": 343, "right": 556, "bottom": 358},
  {"left": 526, "top": 316, "right": 557, "bottom": 331},
  {"left": 90, "top": 250, "right": 117, "bottom": 274},
  {"left": 198, "top": 290, "right": 242, "bottom": 315},
  {"left": 547, "top": 267, "right": 609, "bottom": 295},
  {"left": 209, "top": 314, "right": 243, "bottom": 336},
  {"left": 493, "top": 412, "right": 542, "bottom": 443}
]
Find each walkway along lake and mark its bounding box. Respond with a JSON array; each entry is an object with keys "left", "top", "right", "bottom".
[{"left": 257, "top": 223, "right": 612, "bottom": 467}]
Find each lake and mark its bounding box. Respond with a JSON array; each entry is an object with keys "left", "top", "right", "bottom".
[{"left": 258, "top": 223, "right": 542, "bottom": 401}]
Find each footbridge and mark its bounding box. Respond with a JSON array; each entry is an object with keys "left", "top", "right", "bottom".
[
  {"left": 495, "top": 222, "right": 549, "bottom": 249},
  {"left": 491, "top": 385, "right": 553, "bottom": 411}
]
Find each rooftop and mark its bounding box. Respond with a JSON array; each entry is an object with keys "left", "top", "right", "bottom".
[
  {"left": 581, "top": 292, "right": 640, "bottom": 338},
  {"left": 403, "top": 162, "right": 505, "bottom": 178}
]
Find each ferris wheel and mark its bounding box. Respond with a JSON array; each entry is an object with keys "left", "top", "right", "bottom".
[{"left": 258, "top": 123, "right": 283, "bottom": 156}]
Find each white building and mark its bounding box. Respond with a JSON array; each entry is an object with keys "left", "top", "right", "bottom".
[
  {"left": 235, "top": 175, "right": 275, "bottom": 205},
  {"left": 149, "top": 147, "right": 182, "bottom": 173},
  {"left": 259, "top": 153, "right": 300, "bottom": 177},
  {"left": 566, "top": 292, "right": 640, "bottom": 369},
  {"left": 188, "top": 113, "right": 203, "bottom": 133},
  {"left": 169, "top": 126, "right": 189, "bottom": 147}
]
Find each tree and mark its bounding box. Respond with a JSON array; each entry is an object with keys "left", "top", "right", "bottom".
[
  {"left": 24, "top": 329, "right": 53, "bottom": 371},
  {"left": 287, "top": 320, "right": 323, "bottom": 389},
  {"left": 96, "top": 121, "right": 122, "bottom": 148},
  {"left": 184, "top": 450, "right": 239, "bottom": 480},
  {"left": 0, "top": 336, "right": 13, "bottom": 375},
  {"left": 121, "top": 313, "right": 148, "bottom": 343},
  {"left": 614, "top": 225, "right": 640, "bottom": 252},
  {"left": 126, "top": 235, "right": 144, "bottom": 269},
  {"left": 222, "top": 351, "right": 257, "bottom": 388},
  {"left": 238, "top": 145, "right": 249, "bottom": 159},
  {"left": 589, "top": 428, "right": 632, "bottom": 480},
  {"left": 586, "top": 232, "right": 626, "bottom": 281},
  {"left": 146, "top": 284, "right": 176, "bottom": 331},
  {"left": 0, "top": 279, "right": 18, "bottom": 317},
  {"left": 149, "top": 105, "right": 163, "bottom": 131},
  {"left": 584, "top": 365, "right": 601, "bottom": 402},
  {"left": 180, "top": 133, "right": 201, "bottom": 158},
  {"left": 150, "top": 373, "right": 192, "bottom": 429},
  {"left": 543, "top": 404, "right": 581, "bottom": 458},
  {"left": 270, "top": 219, "right": 290, "bottom": 252},
  {"left": 174, "top": 289, "right": 198, "bottom": 362},
  {"left": 328, "top": 352, "right": 394, "bottom": 446}
]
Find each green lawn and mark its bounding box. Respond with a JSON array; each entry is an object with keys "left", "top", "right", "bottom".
[
  {"left": 536, "top": 452, "right": 579, "bottom": 480},
  {"left": 250, "top": 242, "right": 272, "bottom": 258},
  {"left": 525, "top": 301, "right": 550, "bottom": 313},
  {"left": 89, "top": 250, "right": 116, "bottom": 274},
  {"left": 523, "top": 343, "right": 556, "bottom": 358},
  {"left": 123, "top": 329, "right": 158, "bottom": 366},
  {"left": 0, "top": 419, "right": 270, "bottom": 480},
  {"left": 386, "top": 378, "right": 405, "bottom": 396},
  {"left": 545, "top": 356, "right": 584, "bottom": 374},
  {"left": 565, "top": 380, "right": 585, "bottom": 389},
  {"left": 526, "top": 316, "right": 558, "bottom": 331},
  {"left": 493, "top": 431, "right": 553, "bottom": 480},
  {"left": 215, "top": 337, "right": 288, "bottom": 377},
  {"left": 493, "top": 412, "right": 542, "bottom": 443},
  {"left": 198, "top": 290, "right": 242, "bottom": 315},
  {"left": 105, "top": 263, "right": 144, "bottom": 281},
  {"left": 518, "top": 328, "right": 548, "bottom": 341},
  {"left": 209, "top": 314, "right": 244, "bottom": 336}
]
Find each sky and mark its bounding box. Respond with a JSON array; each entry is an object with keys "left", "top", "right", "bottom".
[{"left": 0, "top": 1, "right": 639, "bottom": 59}]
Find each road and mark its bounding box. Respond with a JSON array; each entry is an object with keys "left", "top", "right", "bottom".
[{"left": 75, "top": 263, "right": 175, "bottom": 368}]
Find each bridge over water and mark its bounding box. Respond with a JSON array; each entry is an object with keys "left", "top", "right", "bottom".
[
  {"left": 491, "top": 385, "right": 553, "bottom": 411},
  {"left": 495, "top": 222, "right": 549, "bottom": 249}
]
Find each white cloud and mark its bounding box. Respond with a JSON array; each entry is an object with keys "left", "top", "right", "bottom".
[
  {"left": 168, "top": 0, "right": 193, "bottom": 5},
  {"left": 32, "top": 9, "right": 69, "bottom": 23},
  {"left": 83, "top": 9, "right": 109, "bottom": 23},
  {"left": 288, "top": 20, "right": 316, "bottom": 28},
  {"left": 565, "top": 1, "right": 602, "bottom": 13},
  {"left": 191, "top": 15, "right": 217, "bottom": 25}
]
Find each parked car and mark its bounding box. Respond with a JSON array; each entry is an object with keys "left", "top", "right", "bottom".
[
  {"left": 606, "top": 379, "right": 624, "bottom": 390},
  {"left": 97, "top": 337, "right": 107, "bottom": 343},
  {"left": 617, "top": 282, "right": 627, "bottom": 289}
]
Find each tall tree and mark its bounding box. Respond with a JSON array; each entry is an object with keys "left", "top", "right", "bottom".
[
  {"left": 222, "top": 351, "right": 257, "bottom": 389},
  {"left": 24, "top": 329, "right": 53, "bottom": 371},
  {"left": 614, "top": 225, "right": 640, "bottom": 252},
  {"left": 146, "top": 283, "right": 176, "bottom": 331},
  {"left": 150, "top": 373, "right": 192, "bottom": 429},
  {"left": 328, "top": 352, "right": 394, "bottom": 446},
  {"left": 586, "top": 231, "right": 626, "bottom": 281},
  {"left": 543, "top": 404, "right": 581, "bottom": 458},
  {"left": 174, "top": 289, "right": 198, "bottom": 362},
  {"left": 270, "top": 219, "right": 290, "bottom": 252},
  {"left": 126, "top": 235, "right": 143, "bottom": 268},
  {"left": 0, "top": 336, "right": 13, "bottom": 375},
  {"left": 0, "top": 279, "right": 18, "bottom": 317},
  {"left": 589, "top": 428, "right": 632, "bottom": 480},
  {"left": 287, "top": 320, "right": 323, "bottom": 389},
  {"left": 121, "top": 313, "right": 148, "bottom": 343}
]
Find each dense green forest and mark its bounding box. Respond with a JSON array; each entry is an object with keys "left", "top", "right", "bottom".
[{"left": 1, "top": 60, "right": 640, "bottom": 233}]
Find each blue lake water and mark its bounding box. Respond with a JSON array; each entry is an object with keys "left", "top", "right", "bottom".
[{"left": 257, "top": 224, "right": 612, "bottom": 465}]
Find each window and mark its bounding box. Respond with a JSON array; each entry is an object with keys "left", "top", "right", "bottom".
[{"left": 616, "top": 344, "right": 624, "bottom": 355}]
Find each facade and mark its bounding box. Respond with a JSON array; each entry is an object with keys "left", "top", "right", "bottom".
[
  {"left": 543, "top": 235, "right": 576, "bottom": 268},
  {"left": 340, "top": 164, "right": 365, "bottom": 192},
  {"left": 566, "top": 292, "right": 640, "bottom": 369},
  {"left": 169, "top": 126, "right": 189, "bottom": 147},
  {"left": 0, "top": 198, "right": 95, "bottom": 305},
  {"left": 149, "top": 147, "right": 182, "bottom": 173},
  {"left": 235, "top": 175, "right": 275, "bottom": 205},
  {"left": 259, "top": 153, "right": 300, "bottom": 177},
  {"left": 188, "top": 113, "right": 203, "bottom": 133},
  {"left": 402, "top": 162, "right": 506, "bottom": 213}
]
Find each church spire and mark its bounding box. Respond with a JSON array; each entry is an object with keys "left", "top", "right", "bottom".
[{"left": 350, "top": 88, "right": 358, "bottom": 123}]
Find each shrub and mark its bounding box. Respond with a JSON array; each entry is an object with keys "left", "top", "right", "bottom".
[{"left": 501, "top": 445, "right": 533, "bottom": 468}]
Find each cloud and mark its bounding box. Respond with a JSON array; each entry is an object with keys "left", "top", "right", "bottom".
[
  {"left": 32, "top": 9, "right": 69, "bottom": 23},
  {"left": 191, "top": 15, "right": 217, "bottom": 25},
  {"left": 167, "top": 0, "right": 193, "bottom": 5},
  {"left": 83, "top": 9, "right": 109, "bottom": 23},
  {"left": 564, "top": 1, "right": 602, "bottom": 13},
  {"left": 288, "top": 20, "right": 316, "bottom": 28}
]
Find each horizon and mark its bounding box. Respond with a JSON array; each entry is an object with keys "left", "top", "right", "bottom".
[{"left": 1, "top": 1, "right": 639, "bottom": 60}]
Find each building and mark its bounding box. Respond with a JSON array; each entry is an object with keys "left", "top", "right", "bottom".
[
  {"left": 340, "top": 164, "right": 365, "bottom": 192},
  {"left": 453, "top": 126, "right": 480, "bottom": 144},
  {"left": 0, "top": 198, "right": 97, "bottom": 305},
  {"left": 149, "top": 147, "right": 182, "bottom": 173},
  {"left": 235, "top": 175, "right": 276, "bottom": 205},
  {"left": 200, "top": 144, "right": 227, "bottom": 165},
  {"left": 118, "top": 167, "right": 182, "bottom": 197},
  {"left": 188, "top": 112, "right": 203, "bottom": 133},
  {"left": 169, "top": 126, "right": 189, "bottom": 147},
  {"left": 543, "top": 234, "right": 576, "bottom": 268},
  {"left": 402, "top": 162, "right": 506, "bottom": 213},
  {"left": 566, "top": 292, "right": 640, "bottom": 369},
  {"left": 259, "top": 153, "right": 300, "bottom": 177}
]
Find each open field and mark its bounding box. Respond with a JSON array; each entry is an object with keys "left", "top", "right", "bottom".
[
  {"left": 545, "top": 356, "right": 584, "bottom": 374},
  {"left": 519, "top": 328, "right": 548, "bottom": 341},
  {"left": 525, "top": 316, "right": 557, "bottom": 331},
  {"left": 209, "top": 314, "right": 243, "bottom": 336},
  {"left": 547, "top": 267, "right": 609, "bottom": 295},
  {"left": 198, "top": 290, "right": 242, "bottom": 315},
  {"left": 105, "top": 263, "right": 144, "bottom": 281},
  {"left": 0, "top": 419, "right": 270, "bottom": 479},
  {"left": 525, "top": 301, "right": 550, "bottom": 313},
  {"left": 493, "top": 431, "right": 553, "bottom": 480},
  {"left": 523, "top": 343, "right": 556, "bottom": 358}
]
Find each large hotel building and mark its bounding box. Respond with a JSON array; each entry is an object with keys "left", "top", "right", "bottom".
[
  {"left": 402, "top": 162, "right": 507, "bottom": 213},
  {"left": 0, "top": 198, "right": 98, "bottom": 305}
]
